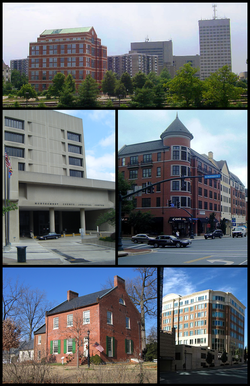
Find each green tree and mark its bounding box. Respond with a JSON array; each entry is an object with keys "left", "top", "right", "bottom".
[
  {"left": 208, "top": 212, "right": 217, "bottom": 231},
  {"left": 17, "top": 83, "right": 37, "bottom": 100},
  {"left": 2, "top": 199, "right": 18, "bottom": 216},
  {"left": 147, "top": 71, "right": 159, "bottom": 86},
  {"left": 128, "top": 211, "right": 154, "bottom": 234},
  {"left": 130, "top": 87, "right": 155, "bottom": 107},
  {"left": 206, "top": 351, "right": 213, "bottom": 366},
  {"left": 203, "top": 65, "right": 244, "bottom": 107},
  {"left": 167, "top": 63, "right": 202, "bottom": 107},
  {"left": 96, "top": 208, "right": 115, "bottom": 227},
  {"left": 11, "top": 69, "right": 29, "bottom": 90},
  {"left": 118, "top": 172, "right": 136, "bottom": 216},
  {"left": 145, "top": 342, "right": 157, "bottom": 361},
  {"left": 48, "top": 72, "right": 66, "bottom": 97},
  {"left": 221, "top": 350, "right": 228, "bottom": 364},
  {"left": 120, "top": 72, "right": 133, "bottom": 94},
  {"left": 114, "top": 80, "right": 127, "bottom": 99},
  {"left": 101, "top": 70, "right": 117, "bottom": 96},
  {"left": 132, "top": 71, "right": 147, "bottom": 89},
  {"left": 57, "top": 74, "right": 76, "bottom": 107},
  {"left": 76, "top": 75, "right": 100, "bottom": 107}
]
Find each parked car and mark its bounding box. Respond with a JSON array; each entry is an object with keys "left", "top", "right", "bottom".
[
  {"left": 37, "top": 232, "right": 61, "bottom": 240},
  {"left": 131, "top": 234, "right": 153, "bottom": 243},
  {"left": 148, "top": 235, "right": 192, "bottom": 248},
  {"left": 204, "top": 229, "right": 223, "bottom": 239},
  {"left": 232, "top": 227, "right": 246, "bottom": 238}
]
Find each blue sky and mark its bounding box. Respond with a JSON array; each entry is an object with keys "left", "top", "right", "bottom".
[
  {"left": 3, "top": 3, "right": 247, "bottom": 75},
  {"left": 3, "top": 267, "right": 156, "bottom": 336},
  {"left": 118, "top": 110, "right": 247, "bottom": 188},
  {"left": 163, "top": 267, "right": 248, "bottom": 348},
  {"left": 56, "top": 110, "right": 115, "bottom": 182}
]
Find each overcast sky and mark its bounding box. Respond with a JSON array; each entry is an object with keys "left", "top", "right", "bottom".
[
  {"left": 3, "top": 2, "right": 247, "bottom": 74},
  {"left": 163, "top": 267, "right": 247, "bottom": 347},
  {"left": 56, "top": 110, "right": 115, "bottom": 182},
  {"left": 118, "top": 110, "right": 247, "bottom": 188}
]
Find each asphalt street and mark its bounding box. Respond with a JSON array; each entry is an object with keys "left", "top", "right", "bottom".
[
  {"left": 3, "top": 235, "right": 115, "bottom": 265},
  {"left": 160, "top": 364, "right": 248, "bottom": 384},
  {"left": 118, "top": 236, "right": 247, "bottom": 265}
]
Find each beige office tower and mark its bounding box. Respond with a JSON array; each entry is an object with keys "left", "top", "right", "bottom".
[
  {"left": 198, "top": 17, "right": 232, "bottom": 80},
  {"left": 162, "top": 290, "right": 245, "bottom": 356}
]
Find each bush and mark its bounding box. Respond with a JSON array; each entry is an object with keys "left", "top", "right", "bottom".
[{"left": 90, "top": 354, "right": 105, "bottom": 365}]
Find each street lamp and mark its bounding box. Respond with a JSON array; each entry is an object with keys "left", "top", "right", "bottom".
[{"left": 87, "top": 330, "right": 90, "bottom": 368}]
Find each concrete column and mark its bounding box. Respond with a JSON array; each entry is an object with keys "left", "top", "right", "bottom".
[
  {"left": 80, "top": 208, "right": 86, "bottom": 234},
  {"left": 29, "top": 211, "right": 34, "bottom": 233},
  {"left": 59, "top": 211, "right": 63, "bottom": 234},
  {"left": 49, "top": 208, "right": 55, "bottom": 233}
]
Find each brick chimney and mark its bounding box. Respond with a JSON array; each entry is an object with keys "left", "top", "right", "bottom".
[
  {"left": 114, "top": 275, "right": 125, "bottom": 289},
  {"left": 208, "top": 151, "right": 213, "bottom": 160},
  {"left": 67, "top": 290, "right": 79, "bottom": 301}
]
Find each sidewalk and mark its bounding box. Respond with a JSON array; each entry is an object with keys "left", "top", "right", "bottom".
[{"left": 3, "top": 235, "right": 115, "bottom": 265}]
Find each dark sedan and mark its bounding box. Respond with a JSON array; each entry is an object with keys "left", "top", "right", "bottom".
[
  {"left": 131, "top": 234, "right": 153, "bottom": 243},
  {"left": 148, "top": 235, "right": 192, "bottom": 248},
  {"left": 204, "top": 229, "right": 223, "bottom": 239},
  {"left": 37, "top": 232, "right": 61, "bottom": 240}
]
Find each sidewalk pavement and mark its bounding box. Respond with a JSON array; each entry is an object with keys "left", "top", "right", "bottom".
[{"left": 3, "top": 235, "right": 115, "bottom": 265}]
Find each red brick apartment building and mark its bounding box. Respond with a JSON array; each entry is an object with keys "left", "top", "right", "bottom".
[
  {"left": 118, "top": 114, "right": 246, "bottom": 236},
  {"left": 34, "top": 276, "right": 141, "bottom": 364},
  {"left": 28, "top": 27, "right": 107, "bottom": 92}
]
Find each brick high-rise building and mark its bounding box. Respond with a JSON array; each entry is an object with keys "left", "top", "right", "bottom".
[
  {"left": 162, "top": 290, "right": 245, "bottom": 359},
  {"left": 28, "top": 27, "right": 107, "bottom": 92},
  {"left": 118, "top": 114, "right": 246, "bottom": 236}
]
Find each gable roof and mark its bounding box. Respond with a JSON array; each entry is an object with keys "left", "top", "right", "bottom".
[{"left": 46, "top": 288, "right": 113, "bottom": 316}]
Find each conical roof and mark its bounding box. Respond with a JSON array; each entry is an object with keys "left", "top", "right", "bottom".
[{"left": 160, "top": 114, "right": 193, "bottom": 140}]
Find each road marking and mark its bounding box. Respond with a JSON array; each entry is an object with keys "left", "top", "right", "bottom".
[
  {"left": 207, "top": 259, "right": 234, "bottom": 265},
  {"left": 184, "top": 255, "right": 212, "bottom": 263}
]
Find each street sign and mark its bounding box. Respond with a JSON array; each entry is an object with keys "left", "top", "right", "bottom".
[{"left": 204, "top": 174, "right": 221, "bottom": 179}]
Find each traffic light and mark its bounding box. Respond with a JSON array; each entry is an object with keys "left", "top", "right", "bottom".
[
  {"left": 147, "top": 183, "right": 154, "bottom": 193},
  {"left": 177, "top": 201, "right": 180, "bottom": 208},
  {"left": 169, "top": 200, "right": 172, "bottom": 207}
]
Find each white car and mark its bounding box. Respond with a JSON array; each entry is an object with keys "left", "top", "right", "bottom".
[{"left": 232, "top": 227, "right": 247, "bottom": 237}]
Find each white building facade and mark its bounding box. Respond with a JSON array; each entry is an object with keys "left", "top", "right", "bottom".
[{"left": 3, "top": 110, "right": 115, "bottom": 243}]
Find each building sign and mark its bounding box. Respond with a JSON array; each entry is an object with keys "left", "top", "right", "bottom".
[
  {"left": 169, "top": 217, "right": 189, "bottom": 223},
  {"left": 34, "top": 202, "right": 105, "bottom": 207}
]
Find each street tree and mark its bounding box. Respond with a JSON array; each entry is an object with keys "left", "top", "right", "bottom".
[
  {"left": 3, "top": 318, "right": 21, "bottom": 360},
  {"left": 96, "top": 208, "right": 115, "bottom": 228},
  {"left": 17, "top": 83, "right": 37, "bottom": 101},
  {"left": 16, "top": 288, "right": 54, "bottom": 341},
  {"left": 102, "top": 70, "right": 117, "bottom": 97},
  {"left": 167, "top": 63, "right": 203, "bottom": 107},
  {"left": 132, "top": 71, "right": 147, "bottom": 89},
  {"left": 203, "top": 65, "right": 244, "bottom": 107},
  {"left": 2, "top": 275, "right": 25, "bottom": 321},
  {"left": 48, "top": 72, "right": 66, "bottom": 97},
  {"left": 2, "top": 199, "right": 18, "bottom": 216},
  {"left": 125, "top": 268, "right": 157, "bottom": 352},
  {"left": 127, "top": 211, "right": 154, "bottom": 234},
  {"left": 120, "top": 72, "right": 133, "bottom": 94},
  {"left": 77, "top": 75, "right": 100, "bottom": 107}
]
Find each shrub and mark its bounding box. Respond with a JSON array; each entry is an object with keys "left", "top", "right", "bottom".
[{"left": 90, "top": 354, "right": 105, "bottom": 365}]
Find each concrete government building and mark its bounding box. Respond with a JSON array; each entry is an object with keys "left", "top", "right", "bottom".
[{"left": 3, "top": 110, "right": 115, "bottom": 243}]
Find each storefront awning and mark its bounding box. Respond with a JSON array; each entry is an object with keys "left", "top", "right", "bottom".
[{"left": 168, "top": 217, "right": 190, "bottom": 223}]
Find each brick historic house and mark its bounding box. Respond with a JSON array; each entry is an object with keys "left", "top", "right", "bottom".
[
  {"left": 34, "top": 276, "right": 141, "bottom": 364},
  {"left": 118, "top": 114, "right": 246, "bottom": 237}
]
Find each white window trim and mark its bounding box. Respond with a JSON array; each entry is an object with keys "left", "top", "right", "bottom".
[
  {"left": 67, "top": 314, "right": 73, "bottom": 327},
  {"left": 107, "top": 311, "right": 113, "bottom": 325}
]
